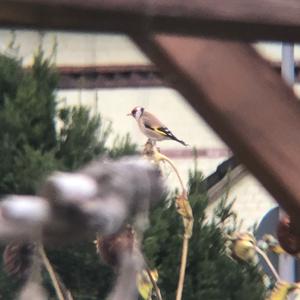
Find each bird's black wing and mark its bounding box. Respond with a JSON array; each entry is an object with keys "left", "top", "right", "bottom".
[
  {"left": 144, "top": 123, "right": 172, "bottom": 136},
  {"left": 155, "top": 126, "right": 175, "bottom": 138},
  {"left": 144, "top": 123, "right": 188, "bottom": 146},
  {"left": 156, "top": 127, "right": 188, "bottom": 146}
]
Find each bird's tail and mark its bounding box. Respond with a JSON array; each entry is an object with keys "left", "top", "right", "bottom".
[{"left": 174, "top": 138, "right": 189, "bottom": 146}]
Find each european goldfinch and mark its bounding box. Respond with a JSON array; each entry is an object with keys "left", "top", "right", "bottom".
[{"left": 128, "top": 106, "right": 188, "bottom": 146}]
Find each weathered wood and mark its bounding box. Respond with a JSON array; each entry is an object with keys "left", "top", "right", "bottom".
[
  {"left": 1, "top": 0, "right": 300, "bottom": 41},
  {"left": 134, "top": 35, "right": 300, "bottom": 222}
]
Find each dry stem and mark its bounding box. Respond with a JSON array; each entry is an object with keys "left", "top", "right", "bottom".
[
  {"left": 255, "top": 246, "right": 280, "bottom": 281},
  {"left": 145, "top": 267, "right": 163, "bottom": 300},
  {"left": 176, "top": 237, "right": 189, "bottom": 300},
  {"left": 155, "top": 151, "right": 186, "bottom": 194},
  {"left": 38, "top": 244, "right": 66, "bottom": 300},
  {"left": 153, "top": 146, "right": 191, "bottom": 300},
  {"left": 144, "top": 142, "right": 192, "bottom": 300}
]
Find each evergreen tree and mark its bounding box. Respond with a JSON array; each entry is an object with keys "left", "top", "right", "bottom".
[
  {"left": 143, "top": 168, "right": 267, "bottom": 300},
  {"left": 0, "top": 51, "right": 136, "bottom": 299},
  {"left": 0, "top": 53, "right": 58, "bottom": 195}
]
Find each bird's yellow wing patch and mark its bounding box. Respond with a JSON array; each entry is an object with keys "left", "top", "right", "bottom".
[{"left": 153, "top": 127, "right": 168, "bottom": 136}]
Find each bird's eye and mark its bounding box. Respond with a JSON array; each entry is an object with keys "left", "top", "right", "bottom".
[{"left": 132, "top": 108, "right": 137, "bottom": 115}]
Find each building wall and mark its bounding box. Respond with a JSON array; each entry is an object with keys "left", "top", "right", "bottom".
[
  {"left": 0, "top": 30, "right": 149, "bottom": 66},
  {"left": 57, "top": 87, "right": 229, "bottom": 188},
  {"left": 206, "top": 174, "right": 277, "bottom": 230}
]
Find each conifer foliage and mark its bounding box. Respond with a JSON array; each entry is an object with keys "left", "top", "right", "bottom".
[
  {"left": 0, "top": 53, "right": 58, "bottom": 194},
  {"left": 143, "top": 168, "right": 267, "bottom": 300},
  {"left": 0, "top": 51, "right": 136, "bottom": 299}
]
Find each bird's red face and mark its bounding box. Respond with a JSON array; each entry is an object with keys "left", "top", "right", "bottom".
[{"left": 127, "top": 106, "right": 144, "bottom": 120}]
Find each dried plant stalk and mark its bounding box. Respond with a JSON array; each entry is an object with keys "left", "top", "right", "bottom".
[
  {"left": 176, "top": 238, "right": 189, "bottom": 300},
  {"left": 145, "top": 267, "right": 163, "bottom": 300},
  {"left": 144, "top": 142, "right": 193, "bottom": 300},
  {"left": 255, "top": 246, "right": 280, "bottom": 281},
  {"left": 156, "top": 153, "right": 193, "bottom": 300},
  {"left": 152, "top": 149, "right": 185, "bottom": 194},
  {"left": 37, "top": 244, "right": 66, "bottom": 300}
]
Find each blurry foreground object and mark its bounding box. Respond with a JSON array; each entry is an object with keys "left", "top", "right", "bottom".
[
  {"left": 277, "top": 216, "right": 300, "bottom": 255},
  {"left": 266, "top": 281, "right": 300, "bottom": 300},
  {"left": 96, "top": 225, "right": 135, "bottom": 269},
  {"left": 258, "top": 234, "right": 285, "bottom": 255},
  {"left": 229, "top": 232, "right": 281, "bottom": 281},
  {"left": 96, "top": 226, "right": 162, "bottom": 300},
  {"left": 0, "top": 156, "right": 164, "bottom": 244},
  {"left": 230, "top": 232, "right": 257, "bottom": 263},
  {"left": 137, "top": 269, "right": 159, "bottom": 300},
  {"left": 3, "top": 242, "right": 35, "bottom": 279},
  {"left": 0, "top": 156, "right": 163, "bottom": 300}
]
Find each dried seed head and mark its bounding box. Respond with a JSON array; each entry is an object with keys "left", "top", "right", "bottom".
[
  {"left": 230, "top": 232, "right": 256, "bottom": 262},
  {"left": 96, "top": 225, "right": 135, "bottom": 268},
  {"left": 3, "top": 242, "right": 35, "bottom": 280}
]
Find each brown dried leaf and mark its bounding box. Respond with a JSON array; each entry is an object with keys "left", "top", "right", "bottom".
[
  {"left": 3, "top": 242, "right": 35, "bottom": 280},
  {"left": 176, "top": 194, "right": 194, "bottom": 238},
  {"left": 96, "top": 225, "right": 135, "bottom": 268}
]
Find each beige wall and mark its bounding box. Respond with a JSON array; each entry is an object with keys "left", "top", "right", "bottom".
[
  {"left": 256, "top": 42, "right": 300, "bottom": 63},
  {"left": 0, "top": 30, "right": 149, "bottom": 66},
  {"left": 57, "top": 87, "right": 228, "bottom": 189},
  {"left": 206, "top": 174, "right": 277, "bottom": 230}
]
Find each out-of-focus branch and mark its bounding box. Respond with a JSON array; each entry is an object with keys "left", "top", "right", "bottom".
[
  {"left": 107, "top": 250, "right": 143, "bottom": 300},
  {"left": 255, "top": 246, "right": 280, "bottom": 282},
  {"left": 0, "top": 156, "right": 164, "bottom": 244},
  {"left": 18, "top": 245, "right": 46, "bottom": 300}
]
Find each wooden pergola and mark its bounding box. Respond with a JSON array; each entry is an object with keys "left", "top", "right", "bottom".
[{"left": 1, "top": 1, "right": 300, "bottom": 227}]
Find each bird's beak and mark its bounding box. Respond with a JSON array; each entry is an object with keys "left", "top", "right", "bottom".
[{"left": 126, "top": 113, "right": 132, "bottom": 116}]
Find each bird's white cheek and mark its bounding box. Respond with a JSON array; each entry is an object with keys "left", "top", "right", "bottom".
[{"left": 135, "top": 111, "right": 142, "bottom": 119}]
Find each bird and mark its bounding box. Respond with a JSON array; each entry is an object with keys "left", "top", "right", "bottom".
[{"left": 127, "top": 106, "right": 188, "bottom": 146}]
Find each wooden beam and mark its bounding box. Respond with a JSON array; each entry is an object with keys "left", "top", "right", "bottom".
[
  {"left": 1, "top": 1, "right": 300, "bottom": 42},
  {"left": 133, "top": 35, "right": 300, "bottom": 223}
]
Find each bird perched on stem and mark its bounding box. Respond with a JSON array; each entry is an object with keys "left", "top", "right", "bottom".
[{"left": 127, "top": 106, "right": 188, "bottom": 146}]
